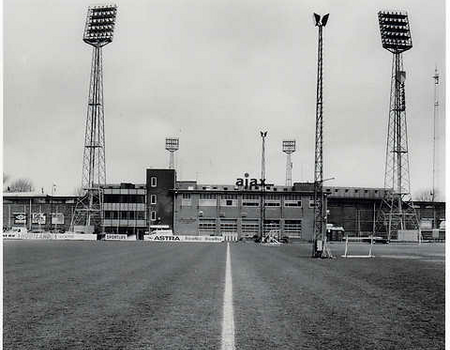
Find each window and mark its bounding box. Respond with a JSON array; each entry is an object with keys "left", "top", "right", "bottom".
[
  {"left": 150, "top": 195, "right": 157, "bottom": 204},
  {"left": 220, "top": 219, "right": 237, "bottom": 233},
  {"left": 220, "top": 194, "right": 237, "bottom": 207},
  {"left": 243, "top": 194, "right": 260, "bottom": 207},
  {"left": 284, "top": 220, "right": 302, "bottom": 237},
  {"left": 151, "top": 177, "right": 157, "bottom": 187},
  {"left": 265, "top": 194, "right": 281, "bottom": 207},
  {"left": 242, "top": 220, "right": 259, "bottom": 235},
  {"left": 284, "top": 194, "right": 302, "bottom": 207},
  {"left": 199, "top": 219, "right": 216, "bottom": 234},
  {"left": 264, "top": 220, "right": 280, "bottom": 235},
  {"left": 181, "top": 193, "right": 192, "bottom": 207},
  {"left": 199, "top": 193, "right": 217, "bottom": 207},
  {"left": 151, "top": 211, "right": 157, "bottom": 221},
  {"left": 200, "top": 193, "right": 216, "bottom": 199},
  {"left": 309, "top": 196, "right": 316, "bottom": 208}
]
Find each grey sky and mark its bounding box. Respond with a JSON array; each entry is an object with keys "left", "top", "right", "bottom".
[{"left": 3, "top": 0, "right": 446, "bottom": 199}]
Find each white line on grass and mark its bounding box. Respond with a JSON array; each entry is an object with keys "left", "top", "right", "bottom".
[{"left": 221, "top": 242, "right": 235, "bottom": 350}]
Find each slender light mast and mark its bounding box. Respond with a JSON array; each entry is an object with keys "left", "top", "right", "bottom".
[
  {"left": 432, "top": 67, "right": 439, "bottom": 227},
  {"left": 312, "top": 13, "right": 332, "bottom": 258},
  {"left": 260, "top": 131, "right": 267, "bottom": 240}
]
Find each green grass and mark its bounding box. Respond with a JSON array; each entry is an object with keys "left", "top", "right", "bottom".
[
  {"left": 3, "top": 241, "right": 445, "bottom": 349},
  {"left": 4, "top": 241, "right": 225, "bottom": 349}
]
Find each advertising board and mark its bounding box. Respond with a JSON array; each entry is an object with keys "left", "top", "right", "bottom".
[
  {"left": 13, "top": 213, "right": 26, "bottom": 224},
  {"left": 144, "top": 235, "right": 224, "bottom": 242},
  {"left": 32, "top": 213, "right": 46, "bottom": 225},
  {"left": 105, "top": 234, "right": 129, "bottom": 241}
]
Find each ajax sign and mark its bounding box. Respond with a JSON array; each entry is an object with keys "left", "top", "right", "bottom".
[{"left": 235, "top": 173, "right": 269, "bottom": 190}]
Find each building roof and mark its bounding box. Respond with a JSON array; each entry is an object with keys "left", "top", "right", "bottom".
[{"left": 3, "top": 192, "right": 78, "bottom": 198}]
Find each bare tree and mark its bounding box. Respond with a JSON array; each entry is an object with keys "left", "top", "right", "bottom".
[
  {"left": 8, "top": 178, "right": 35, "bottom": 192},
  {"left": 415, "top": 189, "right": 438, "bottom": 202},
  {"left": 3, "top": 173, "right": 9, "bottom": 185}
]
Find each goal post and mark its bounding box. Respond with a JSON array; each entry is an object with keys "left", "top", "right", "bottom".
[{"left": 341, "top": 236, "right": 375, "bottom": 258}]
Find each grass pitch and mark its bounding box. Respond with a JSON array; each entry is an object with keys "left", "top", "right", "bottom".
[{"left": 3, "top": 240, "right": 445, "bottom": 349}]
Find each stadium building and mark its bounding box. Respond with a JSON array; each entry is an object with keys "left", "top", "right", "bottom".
[{"left": 3, "top": 168, "right": 446, "bottom": 241}]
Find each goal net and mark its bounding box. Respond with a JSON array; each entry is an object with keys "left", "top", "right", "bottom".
[{"left": 341, "top": 236, "right": 375, "bottom": 258}]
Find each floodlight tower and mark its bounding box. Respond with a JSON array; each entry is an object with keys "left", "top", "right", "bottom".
[
  {"left": 377, "top": 10, "right": 420, "bottom": 241},
  {"left": 165, "top": 138, "right": 180, "bottom": 169},
  {"left": 260, "top": 131, "right": 267, "bottom": 240},
  {"left": 312, "top": 13, "right": 332, "bottom": 258},
  {"left": 71, "top": 5, "right": 118, "bottom": 233},
  {"left": 282, "top": 140, "right": 296, "bottom": 186}
]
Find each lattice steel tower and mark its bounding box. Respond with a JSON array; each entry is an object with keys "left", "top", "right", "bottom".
[
  {"left": 165, "top": 138, "right": 179, "bottom": 170},
  {"left": 71, "top": 5, "right": 118, "bottom": 233},
  {"left": 282, "top": 140, "right": 296, "bottom": 186},
  {"left": 377, "top": 11, "right": 420, "bottom": 241},
  {"left": 312, "top": 13, "right": 332, "bottom": 258}
]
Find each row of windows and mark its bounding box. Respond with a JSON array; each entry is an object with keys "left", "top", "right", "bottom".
[
  {"left": 182, "top": 199, "right": 304, "bottom": 208},
  {"left": 104, "top": 194, "right": 145, "bottom": 203},
  {"left": 184, "top": 194, "right": 311, "bottom": 201},
  {"left": 104, "top": 211, "right": 145, "bottom": 220}
]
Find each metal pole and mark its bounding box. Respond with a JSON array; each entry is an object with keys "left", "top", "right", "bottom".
[
  {"left": 29, "top": 198, "right": 32, "bottom": 231},
  {"left": 432, "top": 67, "right": 439, "bottom": 228}
]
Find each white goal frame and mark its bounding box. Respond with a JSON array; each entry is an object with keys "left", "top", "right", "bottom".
[{"left": 341, "top": 236, "right": 375, "bottom": 258}]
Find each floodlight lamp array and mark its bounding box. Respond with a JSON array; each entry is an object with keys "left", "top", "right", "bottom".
[
  {"left": 378, "top": 10, "right": 412, "bottom": 53},
  {"left": 282, "top": 140, "right": 296, "bottom": 153},
  {"left": 83, "top": 4, "right": 117, "bottom": 46},
  {"left": 165, "top": 138, "right": 180, "bottom": 152}
]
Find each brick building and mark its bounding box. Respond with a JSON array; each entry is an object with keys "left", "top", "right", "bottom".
[{"left": 3, "top": 168, "right": 446, "bottom": 240}]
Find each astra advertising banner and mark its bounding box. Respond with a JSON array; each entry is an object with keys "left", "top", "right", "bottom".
[
  {"left": 13, "top": 213, "right": 27, "bottom": 224},
  {"left": 32, "top": 213, "right": 46, "bottom": 225}
]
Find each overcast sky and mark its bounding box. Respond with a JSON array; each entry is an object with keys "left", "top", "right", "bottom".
[{"left": 3, "top": 0, "right": 446, "bottom": 199}]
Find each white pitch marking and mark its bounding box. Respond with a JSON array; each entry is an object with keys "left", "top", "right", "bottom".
[{"left": 221, "top": 243, "right": 235, "bottom": 350}]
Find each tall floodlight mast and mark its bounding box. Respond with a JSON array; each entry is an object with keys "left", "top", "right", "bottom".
[
  {"left": 260, "top": 131, "right": 268, "bottom": 240},
  {"left": 432, "top": 67, "right": 439, "bottom": 228},
  {"left": 312, "top": 13, "right": 332, "bottom": 258},
  {"left": 377, "top": 10, "right": 420, "bottom": 241},
  {"left": 71, "top": 5, "right": 118, "bottom": 233},
  {"left": 165, "top": 138, "right": 180, "bottom": 170},
  {"left": 282, "top": 140, "right": 296, "bottom": 186}
]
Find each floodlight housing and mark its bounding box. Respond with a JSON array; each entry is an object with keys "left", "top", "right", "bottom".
[
  {"left": 313, "top": 13, "right": 329, "bottom": 27},
  {"left": 378, "top": 11, "right": 412, "bottom": 53},
  {"left": 83, "top": 4, "right": 118, "bottom": 47},
  {"left": 282, "top": 140, "right": 296, "bottom": 153},
  {"left": 165, "top": 138, "right": 179, "bottom": 152}
]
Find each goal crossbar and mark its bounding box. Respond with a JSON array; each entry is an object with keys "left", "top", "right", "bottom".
[{"left": 341, "top": 236, "right": 375, "bottom": 258}]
